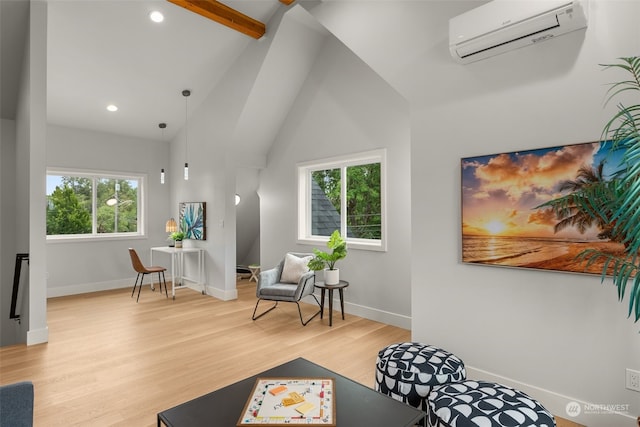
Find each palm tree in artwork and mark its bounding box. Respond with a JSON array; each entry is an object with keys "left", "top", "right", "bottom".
[
  {"left": 536, "top": 160, "right": 627, "bottom": 244},
  {"left": 554, "top": 161, "right": 609, "bottom": 235}
]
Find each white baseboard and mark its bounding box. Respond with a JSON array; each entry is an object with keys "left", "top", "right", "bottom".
[
  {"left": 306, "top": 293, "right": 411, "bottom": 330},
  {"left": 46, "top": 279, "right": 238, "bottom": 303},
  {"left": 47, "top": 279, "right": 131, "bottom": 298},
  {"left": 27, "top": 326, "right": 48, "bottom": 345},
  {"left": 466, "top": 366, "right": 637, "bottom": 427},
  {"left": 206, "top": 285, "right": 237, "bottom": 301},
  {"left": 47, "top": 284, "right": 408, "bottom": 329},
  {"left": 344, "top": 301, "right": 411, "bottom": 329}
]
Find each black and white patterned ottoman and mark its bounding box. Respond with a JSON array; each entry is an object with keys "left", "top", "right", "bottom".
[
  {"left": 427, "top": 380, "right": 556, "bottom": 427},
  {"left": 375, "top": 342, "right": 466, "bottom": 412}
]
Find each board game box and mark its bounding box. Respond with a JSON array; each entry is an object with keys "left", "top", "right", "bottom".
[{"left": 237, "top": 377, "right": 336, "bottom": 426}]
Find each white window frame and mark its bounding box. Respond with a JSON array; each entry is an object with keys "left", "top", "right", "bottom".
[
  {"left": 46, "top": 168, "right": 146, "bottom": 242},
  {"left": 297, "top": 149, "right": 387, "bottom": 251}
]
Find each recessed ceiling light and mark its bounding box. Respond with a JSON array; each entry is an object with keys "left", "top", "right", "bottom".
[
  {"left": 150, "top": 11, "right": 164, "bottom": 23},
  {"left": 106, "top": 104, "right": 118, "bottom": 112}
]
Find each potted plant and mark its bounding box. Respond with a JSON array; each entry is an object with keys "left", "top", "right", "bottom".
[
  {"left": 308, "top": 230, "right": 347, "bottom": 285},
  {"left": 169, "top": 231, "right": 185, "bottom": 248},
  {"left": 539, "top": 57, "right": 640, "bottom": 323},
  {"left": 578, "top": 57, "right": 640, "bottom": 323}
]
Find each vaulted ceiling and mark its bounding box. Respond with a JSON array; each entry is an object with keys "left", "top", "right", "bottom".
[
  {"left": 1, "top": 0, "right": 307, "bottom": 143},
  {"left": 47, "top": 0, "right": 292, "bottom": 142}
]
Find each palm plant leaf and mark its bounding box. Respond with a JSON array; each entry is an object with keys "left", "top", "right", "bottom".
[
  {"left": 536, "top": 175, "right": 625, "bottom": 244},
  {"left": 590, "top": 56, "right": 640, "bottom": 321},
  {"left": 578, "top": 249, "right": 640, "bottom": 322},
  {"left": 600, "top": 56, "right": 640, "bottom": 100},
  {"left": 541, "top": 57, "right": 640, "bottom": 322}
]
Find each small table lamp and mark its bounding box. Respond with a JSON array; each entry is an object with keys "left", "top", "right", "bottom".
[{"left": 166, "top": 218, "right": 177, "bottom": 247}]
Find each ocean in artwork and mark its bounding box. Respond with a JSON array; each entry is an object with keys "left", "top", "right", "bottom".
[{"left": 462, "top": 235, "right": 576, "bottom": 266}]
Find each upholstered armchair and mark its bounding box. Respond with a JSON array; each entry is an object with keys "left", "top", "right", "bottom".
[{"left": 252, "top": 252, "right": 321, "bottom": 326}]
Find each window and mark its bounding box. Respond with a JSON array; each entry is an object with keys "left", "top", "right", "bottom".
[
  {"left": 298, "top": 149, "right": 386, "bottom": 251},
  {"left": 46, "top": 169, "right": 144, "bottom": 239}
]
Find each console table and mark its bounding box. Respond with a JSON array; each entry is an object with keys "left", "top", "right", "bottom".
[
  {"left": 150, "top": 246, "right": 205, "bottom": 299},
  {"left": 157, "top": 357, "right": 425, "bottom": 427}
]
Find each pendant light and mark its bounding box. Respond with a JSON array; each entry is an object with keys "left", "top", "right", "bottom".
[
  {"left": 159, "top": 122, "right": 167, "bottom": 184},
  {"left": 182, "top": 89, "right": 191, "bottom": 181}
]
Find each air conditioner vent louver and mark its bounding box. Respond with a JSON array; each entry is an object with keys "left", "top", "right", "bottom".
[{"left": 449, "top": 0, "right": 588, "bottom": 64}]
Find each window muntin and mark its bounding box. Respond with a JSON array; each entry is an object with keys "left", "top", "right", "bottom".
[
  {"left": 46, "top": 170, "right": 144, "bottom": 239},
  {"left": 298, "top": 150, "right": 386, "bottom": 251}
]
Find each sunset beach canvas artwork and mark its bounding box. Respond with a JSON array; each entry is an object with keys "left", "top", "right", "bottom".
[{"left": 461, "top": 141, "right": 630, "bottom": 275}]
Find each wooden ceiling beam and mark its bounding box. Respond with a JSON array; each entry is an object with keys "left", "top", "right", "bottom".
[{"left": 167, "top": 0, "right": 266, "bottom": 39}]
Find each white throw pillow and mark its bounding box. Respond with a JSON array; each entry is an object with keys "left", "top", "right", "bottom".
[{"left": 280, "top": 253, "right": 312, "bottom": 284}]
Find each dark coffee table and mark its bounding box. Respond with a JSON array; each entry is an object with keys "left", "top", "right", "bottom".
[{"left": 157, "top": 357, "right": 426, "bottom": 427}]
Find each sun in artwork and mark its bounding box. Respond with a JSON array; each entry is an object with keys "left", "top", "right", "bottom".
[{"left": 485, "top": 220, "right": 505, "bottom": 235}]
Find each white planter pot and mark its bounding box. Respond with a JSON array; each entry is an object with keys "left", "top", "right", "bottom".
[
  {"left": 175, "top": 240, "right": 183, "bottom": 249},
  {"left": 324, "top": 268, "right": 339, "bottom": 285}
]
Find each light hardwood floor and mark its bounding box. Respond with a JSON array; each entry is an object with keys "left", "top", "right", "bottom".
[{"left": 1, "top": 279, "right": 580, "bottom": 426}]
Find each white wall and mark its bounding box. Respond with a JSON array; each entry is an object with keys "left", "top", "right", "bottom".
[
  {"left": 0, "top": 118, "right": 20, "bottom": 346},
  {"left": 236, "top": 167, "right": 260, "bottom": 266},
  {"left": 408, "top": 2, "right": 640, "bottom": 426},
  {"left": 7, "top": 0, "right": 50, "bottom": 346},
  {"left": 166, "top": 68, "right": 240, "bottom": 301},
  {"left": 13, "top": 3, "right": 33, "bottom": 346},
  {"left": 7, "top": 0, "right": 637, "bottom": 422},
  {"left": 46, "top": 125, "right": 170, "bottom": 296},
  {"left": 25, "top": 0, "right": 48, "bottom": 346},
  {"left": 260, "top": 34, "right": 412, "bottom": 327},
  {"left": 165, "top": 8, "right": 293, "bottom": 301},
  {"left": 303, "top": 1, "right": 639, "bottom": 425}
]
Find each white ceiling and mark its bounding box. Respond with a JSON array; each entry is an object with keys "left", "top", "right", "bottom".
[{"left": 2, "top": 0, "right": 290, "bottom": 142}]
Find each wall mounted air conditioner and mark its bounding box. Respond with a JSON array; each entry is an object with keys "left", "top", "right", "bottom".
[{"left": 449, "top": 0, "right": 588, "bottom": 64}]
